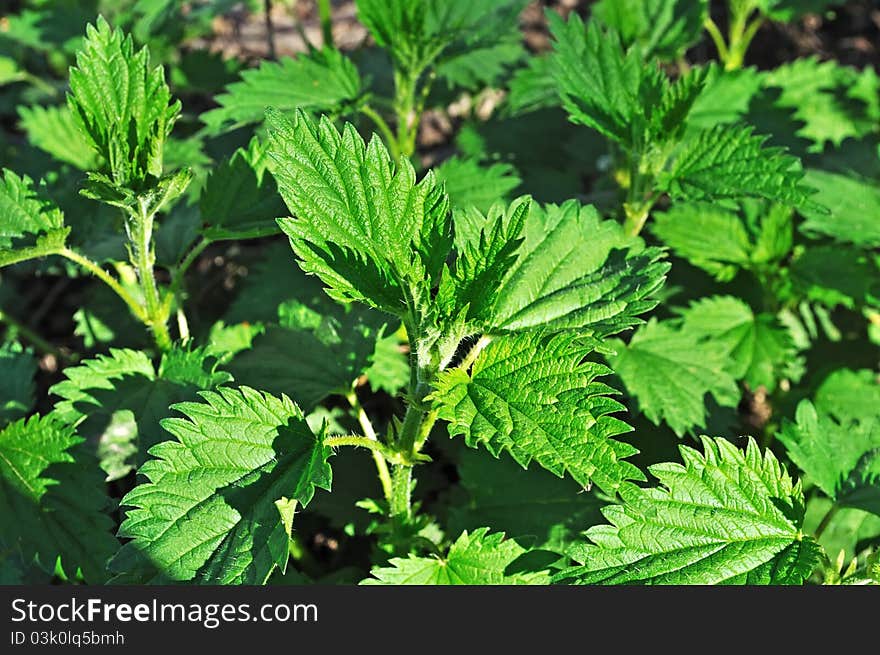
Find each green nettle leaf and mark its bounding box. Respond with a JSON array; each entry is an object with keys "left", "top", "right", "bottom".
[
  {"left": 506, "top": 56, "right": 559, "bottom": 116},
  {"left": 779, "top": 401, "right": 880, "bottom": 516},
  {"left": 199, "top": 138, "right": 286, "bottom": 241},
  {"left": 609, "top": 319, "right": 740, "bottom": 436},
  {"left": 51, "top": 347, "right": 232, "bottom": 481},
  {"left": 0, "top": 169, "right": 66, "bottom": 248},
  {"left": 790, "top": 246, "right": 880, "bottom": 310},
  {"left": 364, "top": 332, "right": 410, "bottom": 395},
  {"left": 660, "top": 125, "right": 816, "bottom": 209},
  {"left": 678, "top": 296, "right": 798, "bottom": 392},
  {"left": 267, "top": 109, "right": 451, "bottom": 314},
  {"left": 116, "top": 387, "right": 332, "bottom": 584},
  {"left": 18, "top": 104, "right": 100, "bottom": 171},
  {"left": 489, "top": 200, "right": 668, "bottom": 335},
  {"left": 433, "top": 331, "right": 643, "bottom": 493},
  {"left": 592, "top": 0, "right": 707, "bottom": 61},
  {"left": 434, "top": 157, "right": 522, "bottom": 213},
  {"left": 555, "top": 438, "right": 822, "bottom": 585},
  {"left": 437, "top": 197, "right": 530, "bottom": 327},
  {"left": 200, "top": 48, "right": 362, "bottom": 135},
  {"left": 687, "top": 65, "right": 766, "bottom": 129},
  {"left": 357, "top": 0, "right": 527, "bottom": 77},
  {"left": 652, "top": 200, "right": 792, "bottom": 281},
  {"left": 798, "top": 170, "right": 880, "bottom": 249},
  {"left": 0, "top": 415, "right": 118, "bottom": 583},
  {"left": 763, "top": 57, "right": 879, "bottom": 151},
  {"left": 449, "top": 448, "right": 606, "bottom": 552},
  {"left": 814, "top": 369, "right": 880, "bottom": 424},
  {"left": 362, "top": 528, "right": 549, "bottom": 584},
  {"left": 548, "top": 13, "right": 706, "bottom": 150},
  {"left": 67, "top": 16, "right": 180, "bottom": 191},
  {"left": 0, "top": 343, "right": 37, "bottom": 425}
]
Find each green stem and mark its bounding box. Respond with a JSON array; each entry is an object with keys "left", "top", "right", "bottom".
[
  {"left": 58, "top": 248, "right": 147, "bottom": 323},
  {"left": 346, "top": 391, "right": 393, "bottom": 503},
  {"left": 393, "top": 68, "right": 425, "bottom": 160},
  {"left": 623, "top": 200, "right": 654, "bottom": 237},
  {"left": 814, "top": 504, "right": 840, "bottom": 541},
  {"left": 130, "top": 201, "right": 171, "bottom": 351},
  {"left": 360, "top": 105, "right": 400, "bottom": 160},
  {"left": 317, "top": 0, "right": 333, "bottom": 48},
  {"left": 703, "top": 17, "right": 730, "bottom": 63},
  {"left": 170, "top": 238, "right": 211, "bottom": 298},
  {"left": 389, "top": 465, "right": 413, "bottom": 519},
  {"left": 324, "top": 435, "right": 399, "bottom": 463},
  {"left": 0, "top": 309, "right": 74, "bottom": 361}
]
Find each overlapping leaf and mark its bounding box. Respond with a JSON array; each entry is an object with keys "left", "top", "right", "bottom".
[
  {"left": 609, "top": 319, "right": 740, "bottom": 436},
  {"left": 0, "top": 415, "right": 118, "bottom": 583},
  {"left": 51, "top": 346, "right": 232, "bottom": 480},
  {"left": 116, "top": 387, "right": 332, "bottom": 584},
  {"left": 267, "top": 109, "right": 451, "bottom": 314},
  {"left": 677, "top": 296, "right": 798, "bottom": 392},
  {"left": 660, "top": 125, "right": 816, "bottom": 209},
  {"left": 488, "top": 200, "right": 668, "bottom": 336},
  {"left": 363, "top": 528, "right": 548, "bottom": 584},
  {"left": 0, "top": 343, "right": 37, "bottom": 425},
  {"left": 779, "top": 401, "right": 880, "bottom": 516},
  {"left": 449, "top": 449, "right": 605, "bottom": 552},
  {"left": 433, "top": 331, "right": 643, "bottom": 493},
  {"left": 555, "top": 438, "right": 821, "bottom": 585},
  {"left": 199, "top": 138, "right": 286, "bottom": 240}
]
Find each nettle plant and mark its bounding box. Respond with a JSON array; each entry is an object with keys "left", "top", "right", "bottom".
[{"left": 0, "top": 1, "right": 878, "bottom": 586}]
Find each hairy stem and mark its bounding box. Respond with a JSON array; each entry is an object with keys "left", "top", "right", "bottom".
[
  {"left": 346, "top": 390, "right": 393, "bottom": 502},
  {"left": 324, "top": 435, "right": 399, "bottom": 463},
  {"left": 389, "top": 465, "right": 413, "bottom": 519},
  {"left": 58, "top": 248, "right": 146, "bottom": 323},
  {"left": 130, "top": 201, "right": 171, "bottom": 351},
  {"left": 703, "top": 17, "right": 729, "bottom": 63}
]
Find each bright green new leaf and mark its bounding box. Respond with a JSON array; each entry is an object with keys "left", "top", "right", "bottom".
[
  {"left": 779, "top": 401, "right": 880, "bottom": 516},
  {"left": 609, "top": 319, "right": 740, "bottom": 436},
  {"left": 117, "top": 387, "right": 332, "bottom": 584},
  {"left": 555, "top": 437, "right": 822, "bottom": 585},
  {"left": 433, "top": 331, "right": 643, "bottom": 493},
  {"left": 798, "top": 170, "right": 880, "bottom": 249},
  {"left": 267, "top": 109, "right": 451, "bottom": 314},
  {"left": 68, "top": 16, "right": 180, "bottom": 190},
  {"left": 654, "top": 200, "right": 793, "bottom": 281},
  {"left": 489, "top": 200, "right": 668, "bottom": 336},
  {"left": 437, "top": 197, "right": 529, "bottom": 327},
  {"left": 549, "top": 13, "right": 706, "bottom": 149},
  {"left": 200, "top": 48, "right": 362, "bottom": 135},
  {"left": 0, "top": 415, "right": 118, "bottom": 583},
  {"left": 363, "top": 528, "right": 549, "bottom": 584},
  {"left": 506, "top": 56, "right": 558, "bottom": 116},
  {"left": 678, "top": 296, "right": 797, "bottom": 392}
]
